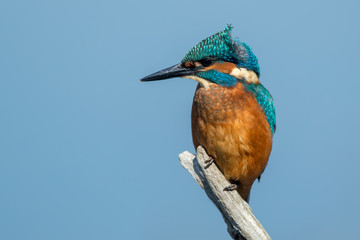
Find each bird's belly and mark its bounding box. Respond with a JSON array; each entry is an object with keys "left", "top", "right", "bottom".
[{"left": 191, "top": 83, "right": 272, "bottom": 186}]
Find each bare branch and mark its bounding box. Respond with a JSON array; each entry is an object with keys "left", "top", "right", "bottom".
[{"left": 179, "top": 146, "right": 271, "bottom": 240}]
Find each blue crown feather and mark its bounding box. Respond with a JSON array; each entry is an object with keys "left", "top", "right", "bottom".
[
  {"left": 182, "top": 25, "right": 235, "bottom": 63},
  {"left": 181, "top": 25, "right": 260, "bottom": 76}
]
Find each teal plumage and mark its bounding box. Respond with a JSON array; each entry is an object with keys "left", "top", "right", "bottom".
[
  {"left": 197, "top": 69, "right": 237, "bottom": 87},
  {"left": 181, "top": 25, "right": 260, "bottom": 76},
  {"left": 182, "top": 25, "right": 235, "bottom": 63},
  {"left": 246, "top": 83, "right": 276, "bottom": 134}
]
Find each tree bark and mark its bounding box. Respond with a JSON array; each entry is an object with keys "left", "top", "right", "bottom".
[{"left": 179, "top": 146, "right": 271, "bottom": 240}]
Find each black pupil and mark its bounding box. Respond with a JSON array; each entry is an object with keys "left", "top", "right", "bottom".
[{"left": 200, "top": 59, "right": 212, "bottom": 67}]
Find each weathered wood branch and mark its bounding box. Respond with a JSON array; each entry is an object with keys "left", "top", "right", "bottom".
[{"left": 179, "top": 146, "right": 271, "bottom": 240}]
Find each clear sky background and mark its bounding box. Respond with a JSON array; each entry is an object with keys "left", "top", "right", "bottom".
[{"left": 1, "top": 0, "right": 359, "bottom": 239}]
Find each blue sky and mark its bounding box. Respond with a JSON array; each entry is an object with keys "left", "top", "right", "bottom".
[{"left": 1, "top": 0, "right": 359, "bottom": 239}]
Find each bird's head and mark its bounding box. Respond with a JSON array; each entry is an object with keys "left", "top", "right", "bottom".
[{"left": 141, "top": 25, "right": 260, "bottom": 88}]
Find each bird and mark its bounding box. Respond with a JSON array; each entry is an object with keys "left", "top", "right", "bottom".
[{"left": 141, "top": 25, "right": 276, "bottom": 202}]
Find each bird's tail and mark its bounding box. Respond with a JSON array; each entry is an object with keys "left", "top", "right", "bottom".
[
  {"left": 245, "top": 193, "right": 250, "bottom": 203},
  {"left": 237, "top": 184, "right": 252, "bottom": 203}
]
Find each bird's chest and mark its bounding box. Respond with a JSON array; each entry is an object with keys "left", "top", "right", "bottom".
[
  {"left": 191, "top": 83, "right": 272, "bottom": 182},
  {"left": 191, "top": 82, "right": 257, "bottom": 153},
  {"left": 192, "top": 83, "right": 250, "bottom": 123}
]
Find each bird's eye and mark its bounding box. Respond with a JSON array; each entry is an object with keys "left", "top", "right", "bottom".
[{"left": 199, "top": 58, "right": 213, "bottom": 67}]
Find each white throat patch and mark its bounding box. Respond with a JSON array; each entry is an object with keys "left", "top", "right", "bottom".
[{"left": 182, "top": 75, "right": 212, "bottom": 89}]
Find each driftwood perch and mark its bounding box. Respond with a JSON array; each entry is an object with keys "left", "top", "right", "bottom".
[{"left": 179, "top": 146, "right": 271, "bottom": 240}]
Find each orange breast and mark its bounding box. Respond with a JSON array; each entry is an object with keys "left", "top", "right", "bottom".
[{"left": 191, "top": 82, "right": 273, "bottom": 199}]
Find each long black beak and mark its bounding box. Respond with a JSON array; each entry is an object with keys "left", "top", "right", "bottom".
[{"left": 140, "top": 63, "right": 196, "bottom": 82}]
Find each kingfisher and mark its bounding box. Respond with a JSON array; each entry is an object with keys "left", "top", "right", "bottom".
[{"left": 141, "top": 25, "right": 276, "bottom": 202}]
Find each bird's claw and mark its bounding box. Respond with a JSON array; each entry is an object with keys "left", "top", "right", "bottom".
[
  {"left": 223, "top": 183, "right": 238, "bottom": 191},
  {"left": 204, "top": 156, "right": 214, "bottom": 165},
  {"left": 204, "top": 156, "right": 214, "bottom": 168}
]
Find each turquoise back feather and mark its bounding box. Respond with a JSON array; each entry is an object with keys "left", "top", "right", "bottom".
[{"left": 245, "top": 84, "right": 276, "bottom": 134}]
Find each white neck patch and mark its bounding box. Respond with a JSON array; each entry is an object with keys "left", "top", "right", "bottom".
[{"left": 230, "top": 68, "right": 259, "bottom": 84}]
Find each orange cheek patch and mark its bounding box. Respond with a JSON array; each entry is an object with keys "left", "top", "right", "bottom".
[{"left": 202, "top": 62, "right": 238, "bottom": 74}]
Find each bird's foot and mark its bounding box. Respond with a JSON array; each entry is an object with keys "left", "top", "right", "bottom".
[
  {"left": 223, "top": 183, "right": 238, "bottom": 191},
  {"left": 204, "top": 156, "right": 214, "bottom": 169}
]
